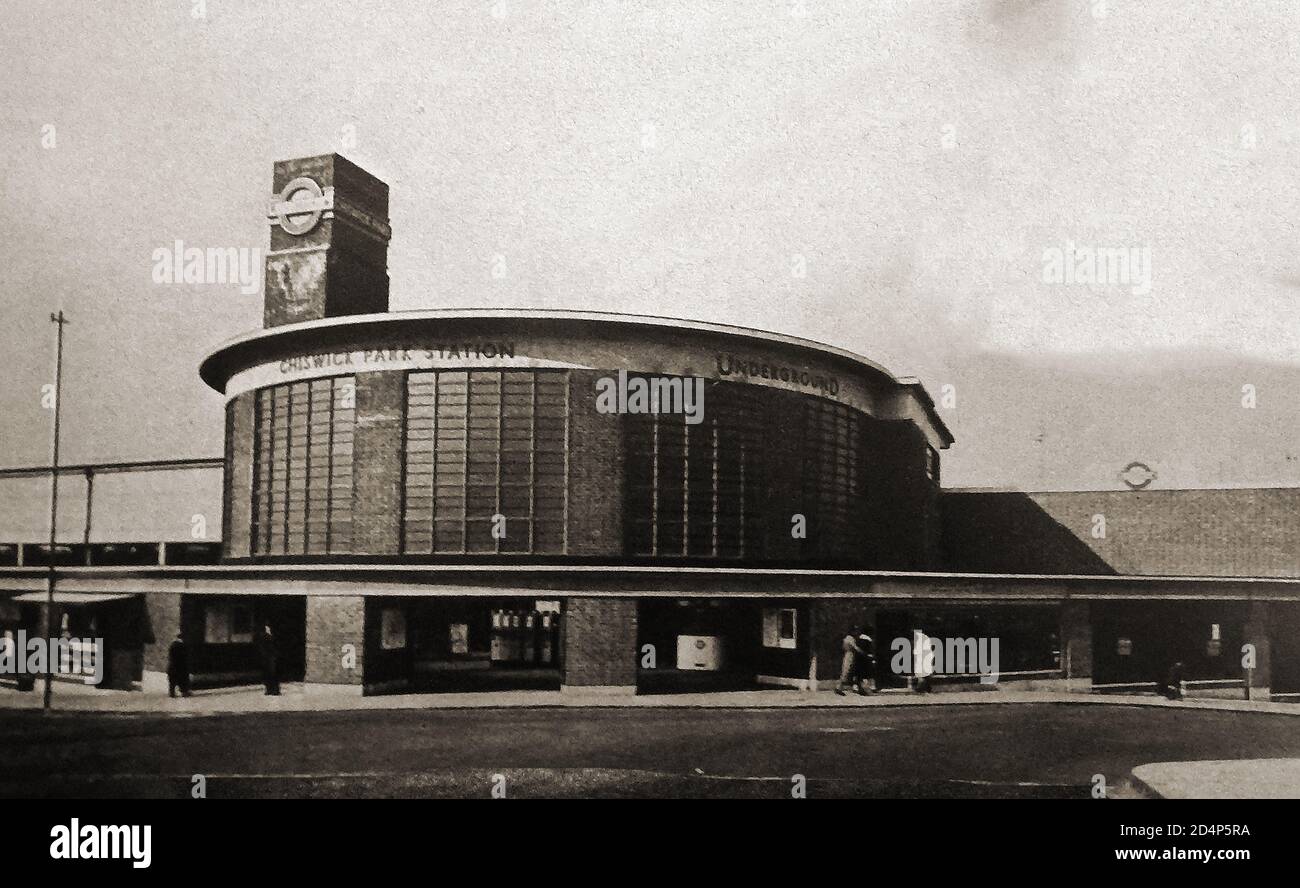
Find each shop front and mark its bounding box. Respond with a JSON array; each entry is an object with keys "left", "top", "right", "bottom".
[
  {"left": 363, "top": 597, "right": 564, "bottom": 694},
  {"left": 1090, "top": 600, "right": 1248, "bottom": 694},
  {"left": 179, "top": 595, "right": 306, "bottom": 688},
  {"left": 872, "top": 605, "right": 1061, "bottom": 690},
  {"left": 5, "top": 591, "right": 145, "bottom": 690}
]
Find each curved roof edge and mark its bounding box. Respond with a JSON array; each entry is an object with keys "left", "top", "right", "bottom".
[{"left": 199, "top": 308, "right": 954, "bottom": 445}]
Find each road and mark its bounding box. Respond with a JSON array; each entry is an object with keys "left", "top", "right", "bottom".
[{"left": 3, "top": 703, "right": 1299, "bottom": 798}]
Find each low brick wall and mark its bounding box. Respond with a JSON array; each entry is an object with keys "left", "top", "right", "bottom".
[
  {"left": 305, "top": 595, "right": 364, "bottom": 686},
  {"left": 142, "top": 591, "right": 181, "bottom": 676},
  {"left": 562, "top": 597, "right": 637, "bottom": 690}
]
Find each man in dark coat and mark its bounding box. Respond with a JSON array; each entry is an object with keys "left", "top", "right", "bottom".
[
  {"left": 257, "top": 624, "right": 279, "bottom": 696},
  {"left": 166, "top": 633, "right": 191, "bottom": 698},
  {"left": 1162, "top": 660, "right": 1185, "bottom": 701},
  {"left": 855, "top": 631, "right": 877, "bottom": 695}
]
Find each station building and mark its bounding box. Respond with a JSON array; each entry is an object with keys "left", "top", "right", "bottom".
[{"left": 2, "top": 154, "right": 1298, "bottom": 699}]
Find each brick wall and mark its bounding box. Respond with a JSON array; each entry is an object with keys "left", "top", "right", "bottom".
[
  {"left": 264, "top": 154, "right": 389, "bottom": 328},
  {"left": 352, "top": 372, "right": 404, "bottom": 555},
  {"left": 944, "top": 488, "right": 1300, "bottom": 577},
  {"left": 142, "top": 592, "right": 181, "bottom": 675},
  {"left": 567, "top": 370, "right": 624, "bottom": 556},
  {"left": 264, "top": 250, "right": 329, "bottom": 328},
  {"left": 863, "top": 419, "right": 940, "bottom": 570},
  {"left": 562, "top": 597, "right": 637, "bottom": 688},
  {"left": 305, "top": 595, "right": 364, "bottom": 685}
]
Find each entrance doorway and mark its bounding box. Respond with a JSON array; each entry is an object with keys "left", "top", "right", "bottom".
[
  {"left": 637, "top": 599, "right": 761, "bottom": 693},
  {"left": 181, "top": 595, "right": 306, "bottom": 688}
]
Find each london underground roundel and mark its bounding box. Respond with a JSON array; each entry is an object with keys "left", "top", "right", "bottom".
[{"left": 271, "top": 177, "right": 329, "bottom": 236}]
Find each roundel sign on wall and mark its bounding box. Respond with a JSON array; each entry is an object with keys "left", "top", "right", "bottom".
[
  {"left": 268, "top": 176, "right": 332, "bottom": 236},
  {"left": 1119, "top": 461, "right": 1157, "bottom": 491}
]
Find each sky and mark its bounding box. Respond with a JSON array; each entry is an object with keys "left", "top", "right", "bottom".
[{"left": 2, "top": 0, "right": 1299, "bottom": 491}]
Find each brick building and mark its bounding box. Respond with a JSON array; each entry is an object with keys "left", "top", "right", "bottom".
[{"left": 1, "top": 154, "right": 1298, "bottom": 699}]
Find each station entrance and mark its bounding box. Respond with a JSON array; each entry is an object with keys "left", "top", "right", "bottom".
[
  {"left": 180, "top": 595, "right": 306, "bottom": 688},
  {"left": 637, "top": 599, "right": 761, "bottom": 693}
]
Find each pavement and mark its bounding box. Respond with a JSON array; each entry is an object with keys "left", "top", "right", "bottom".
[
  {"left": 7, "top": 680, "right": 1300, "bottom": 798},
  {"left": 1131, "top": 758, "right": 1300, "bottom": 799}
]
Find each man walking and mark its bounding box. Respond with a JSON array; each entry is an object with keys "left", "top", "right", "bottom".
[
  {"left": 856, "top": 630, "right": 877, "bottom": 694},
  {"left": 166, "top": 632, "right": 191, "bottom": 698},
  {"left": 836, "top": 626, "right": 868, "bottom": 696},
  {"left": 258, "top": 623, "right": 280, "bottom": 696}
]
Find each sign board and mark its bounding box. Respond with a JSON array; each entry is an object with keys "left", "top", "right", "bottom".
[{"left": 448, "top": 623, "right": 468, "bottom": 656}]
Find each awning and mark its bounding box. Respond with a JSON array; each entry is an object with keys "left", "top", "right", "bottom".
[{"left": 10, "top": 591, "right": 138, "bottom": 605}]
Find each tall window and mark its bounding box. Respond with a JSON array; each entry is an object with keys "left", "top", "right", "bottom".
[
  {"left": 625, "top": 379, "right": 766, "bottom": 558},
  {"left": 251, "top": 376, "right": 355, "bottom": 555},
  {"left": 798, "top": 397, "right": 865, "bottom": 557},
  {"left": 402, "top": 370, "right": 568, "bottom": 554},
  {"left": 625, "top": 380, "right": 865, "bottom": 560}
]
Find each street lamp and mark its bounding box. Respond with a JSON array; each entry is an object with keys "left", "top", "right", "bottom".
[{"left": 43, "top": 310, "right": 69, "bottom": 711}]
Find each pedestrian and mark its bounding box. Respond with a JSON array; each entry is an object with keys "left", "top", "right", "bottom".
[
  {"left": 1163, "top": 660, "right": 1185, "bottom": 701},
  {"left": 855, "top": 630, "right": 877, "bottom": 695},
  {"left": 836, "top": 626, "right": 866, "bottom": 696},
  {"left": 166, "top": 632, "right": 191, "bottom": 698},
  {"left": 258, "top": 623, "right": 280, "bottom": 696}
]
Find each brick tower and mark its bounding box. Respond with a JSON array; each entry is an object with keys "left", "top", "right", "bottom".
[{"left": 263, "top": 154, "right": 391, "bottom": 328}]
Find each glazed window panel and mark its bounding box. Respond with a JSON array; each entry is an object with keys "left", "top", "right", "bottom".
[
  {"left": 402, "top": 370, "right": 569, "bottom": 554},
  {"left": 797, "top": 397, "right": 865, "bottom": 558},
  {"left": 251, "top": 375, "right": 356, "bottom": 556},
  {"left": 624, "top": 378, "right": 766, "bottom": 558},
  {"left": 624, "top": 379, "right": 864, "bottom": 560}
]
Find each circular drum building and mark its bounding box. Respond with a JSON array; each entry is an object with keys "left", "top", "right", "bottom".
[{"left": 195, "top": 154, "right": 952, "bottom": 695}]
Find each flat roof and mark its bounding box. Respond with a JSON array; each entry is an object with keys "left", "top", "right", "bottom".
[
  {"left": 0, "top": 563, "right": 1296, "bottom": 585},
  {"left": 199, "top": 308, "right": 954, "bottom": 445},
  {"left": 0, "top": 563, "right": 1295, "bottom": 602}
]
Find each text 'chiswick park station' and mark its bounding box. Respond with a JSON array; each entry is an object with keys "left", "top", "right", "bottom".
[{"left": 2, "top": 153, "right": 1298, "bottom": 700}]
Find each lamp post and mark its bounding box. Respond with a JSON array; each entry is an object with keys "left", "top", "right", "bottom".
[{"left": 43, "top": 310, "right": 69, "bottom": 711}]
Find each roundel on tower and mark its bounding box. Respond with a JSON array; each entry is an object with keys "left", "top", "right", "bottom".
[{"left": 268, "top": 176, "right": 334, "bottom": 236}]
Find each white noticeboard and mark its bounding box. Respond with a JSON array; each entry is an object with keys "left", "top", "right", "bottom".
[
  {"left": 677, "top": 635, "right": 724, "bottom": 671},
  {"left": 762, "top": 607, "right": 798, "bottom": 650},
  {"left": 913, "top": 630, "right": 935, "bottom": 678}
]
